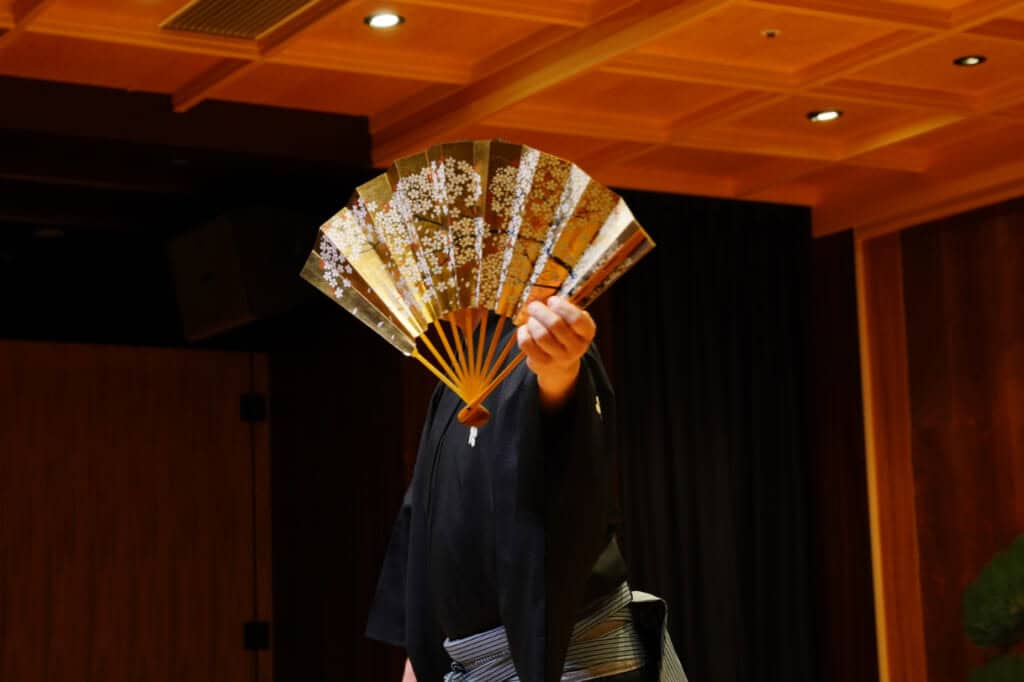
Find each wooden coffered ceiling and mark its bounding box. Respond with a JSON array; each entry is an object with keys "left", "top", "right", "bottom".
[{"left": 2, "top": 0, "right": 1024, "bottom": 236}]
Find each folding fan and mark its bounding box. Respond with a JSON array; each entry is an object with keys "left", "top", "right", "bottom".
[{"left": 301, "top": 140, "right": 654, "bottom": 427}]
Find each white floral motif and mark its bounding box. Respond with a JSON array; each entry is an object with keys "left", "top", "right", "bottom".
[
  {"left": 355, "top": 198, "right": 421, "bottom": 312},
  {"left": 369, "top": 158, "right": 483, "bottom": 317},
  {"left": 518, "top": 165, "right": 590, "bottom": 307},
  {"left": 318, "top": 235, "right": 354, "bottom": 300},
  {"left": 489, "top": 148, "right": 540, "bottom": 310},
  {"left": 472, "top": 216, "right": 486, "bottom": 305}
]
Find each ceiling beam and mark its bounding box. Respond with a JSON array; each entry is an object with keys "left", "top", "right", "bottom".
[
  {"left": 737, "top": 149, "right": 941, "bottom": 208},
  {"left": 171, "top": 0, "right": 351, "bottom": 113},
  {"left": 600, "top": 53, "right": 794, "bottom": 90},
  {"left": 484, "top": 94, "right": 932, "bottom": 173},
  {"left": 592, "top": 164, "right": 740, "bottom": 200},
  {"left": 743, "top": 183, "right": 821, "bottom": 207},
  {"left": 0, "top": 0, "right": 1016, "bottom": 218},
  {"left": 734, "top": 159, "right": 831, "bottom": 199},
  {"left": 369, "top": 23, "right": 575, "bottom": 136},
  {"left": 979, "top": 77, "right": 1024, "bottom": 116},
  {"left": 949, "top": 0, "right": 1024, "bottom": 25},
  {"left": 398, "top": 0, "right": 591, "bottom": 27},
  {"left": 596, "top": 2, "right": 1017, "bottom": 124},
  {"left": 172, "top": 59, "right": 256, "bottom": 113},
  {"left": 471, "top": 24, "right": 578, "bottom": 81},
  {"left": 739, "top": 0, "right": 1023, "bottom": 181},
  {"left": 730, "top": 117, "right": 947, "bottom": 200},
  {"left": 967, "top": 16, "right": 1024, "bottom": 42},
  {"left": 370, "top": 0, "right": 739, "bottom": 165},
  {"left": 741, "top": 0, "right": 950, "bottom": 30},
  {"left": 668, "top": 91, "right": 787, "bottom": 133},
  {"left": 0, "top": 0, "right": 56, "bottom": 50},
  {"left": 793, "top": 30, "right": 928, "bottom": 86},
  {"left": 800, "top": 0, "right": 1022, "bottom": 92},
  {"left": 602, "top": 52, "right": 979, "bottom": 117},
  {"left": 843, "top": 146, "right": 934, "bottom": 173},
  {"left": 21, "top": 1, "right": 598, "bottom": 76},
  {"left": 366, "top": 0, "right": 639, "bottom": 28},
  {"left": 838, "top": 113, "right": 965, "bottom": 162},
  {"left": 420, "top": 0, "right": 1001, "bottom": 194},
  {"left": 569, "top": 141, "right": 659, "bottom": 174},
  {"left": 810, "top": 80, "right": 978, "bottom": 115},
  {"left": 733, "top": 138, "right": 934, "bottom": 203},
  {"left": 29, "top": 19, "right": 260, "bottom": 58},
  {"left": 816, "top": 156, "right": 1024, "bottom": 237},
  {"left": 11, "top": 0, "right": 54, "bottom": 27},
  {"left": 588, "top": 0, "right": 642, "bottom": 24},
  {"left": 271, "top": 43, "right": 473, "bottom": 84},
  {"left": 673, "top": 128, "right": 843, "bottom": 162},
  {"left": 487, "top": 104, "right": 667, "bottom": 146},
  {"left": 677, "top": 102, "right": 954, "bottom": 176}
]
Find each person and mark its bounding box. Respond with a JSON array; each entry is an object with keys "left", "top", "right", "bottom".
[{"left": 366, "top": 296, "right": 685, "bottom": 681}]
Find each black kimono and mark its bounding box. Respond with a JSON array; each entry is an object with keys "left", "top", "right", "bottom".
[{"left": 366, "top": 322, "right": 628, "bottom": 682}]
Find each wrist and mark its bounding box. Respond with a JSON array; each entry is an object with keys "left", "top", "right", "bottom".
[{"left": 536, "top": 359, "right": 581, "bottom": 411}]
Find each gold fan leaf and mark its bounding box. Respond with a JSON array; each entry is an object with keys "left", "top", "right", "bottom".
[{"left": 302, "top": 140, "right": 654, "bottom": 426}]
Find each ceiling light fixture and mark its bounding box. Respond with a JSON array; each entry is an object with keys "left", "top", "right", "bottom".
[
  {"left": 953, "top": 55, "right": 986, "bottom": 66},
  {"left": 364, "top": 11, "right": 404, "bottom": 29},
  {"left": 807, "top": 109, "right": 843, "bottom": 123}
]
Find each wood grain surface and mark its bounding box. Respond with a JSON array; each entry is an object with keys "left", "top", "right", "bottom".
[
  {"left": 0, "top": 342, "right": 269, "bottom": 682},
  {"left": 901, "top": 201, "right": 1024, "bottom": 681}
]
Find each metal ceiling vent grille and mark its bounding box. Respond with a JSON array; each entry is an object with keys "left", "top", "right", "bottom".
[{"left": 161, "top": 0, "right": 316, "bottom": 40}]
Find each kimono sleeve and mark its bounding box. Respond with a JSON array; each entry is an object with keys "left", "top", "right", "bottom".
[
  {"left": 365, "top": 484, "right": 413, "bottom": 647},
  {"left": 542, "top": 346, "right": 620, "bottom": 681},
  {"left": 365, "top": 384, "right": 445, "bottom": 649},
  {"left": 497, "top": 344, "right": 620, "bottom": 681}
]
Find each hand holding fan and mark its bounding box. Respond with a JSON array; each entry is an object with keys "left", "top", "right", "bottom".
[{"left": 301, "top": 140, "right": 653, "bottom": 427}]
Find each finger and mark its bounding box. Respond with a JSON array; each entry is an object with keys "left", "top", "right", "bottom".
[
  {"left": 526, "top": 301, "right": 576, "bottom": 348},
  {"left": 547, "top": 296, "right": 596, "bottom": 342},
  {"left": 525, "top": 316, "right": 566, "bottom": 357},
  {"left": 517, "top": 323, "right": 552, "bottom": 363}
]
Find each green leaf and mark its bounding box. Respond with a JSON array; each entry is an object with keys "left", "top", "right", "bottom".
[
  {"left": 963, "top": 535, "right": 1024, "bottom": 648},
  {"left": 969, "top": 654, "right": 1024, "bottom": 682}
]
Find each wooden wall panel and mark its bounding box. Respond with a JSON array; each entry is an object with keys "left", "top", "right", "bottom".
[
  {"left": 855, "top": 232, "right": 929, "bottom": 682},
  {"left": 252, "top": 355, "right": 274, "bottom": 682},
  {"left": 856, "top": 195, "right": 1024, "bottom": 682},
  {"left": 900, "top": 202, "right": 1024, "bottom": 681},
  {"left": 0, "top": 342, "right": 268, "bottom": 682}
]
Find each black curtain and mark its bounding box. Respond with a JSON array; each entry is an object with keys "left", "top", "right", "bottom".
[
  {"left": 267, "top": 302, "right": 408, "bottom": 682},
  {"left": 612, "top": 191, "right": 814, "bottom": 681}
]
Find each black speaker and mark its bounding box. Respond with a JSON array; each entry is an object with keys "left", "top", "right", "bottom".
[{"left": 168, "top": 205, "right": 319, "bottom": 341}]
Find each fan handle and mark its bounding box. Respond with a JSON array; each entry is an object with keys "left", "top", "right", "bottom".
[{"left": 457, "top": 403, "right": 491, "bottom": 427}]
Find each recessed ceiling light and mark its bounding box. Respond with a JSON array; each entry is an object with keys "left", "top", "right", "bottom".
[
  {"left": 807, "top": 109, "right": 843, "bottom": 123},
  {"left": 364, "top": 12, "right": 404, "bottom": 29},
  {"left": 953, "top": 55, "right": 986, "bottom": 67}
]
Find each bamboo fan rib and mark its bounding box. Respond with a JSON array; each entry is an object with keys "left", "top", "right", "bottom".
[{"left": 301, "top": 140, "right": 654, "bottom": 426}]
